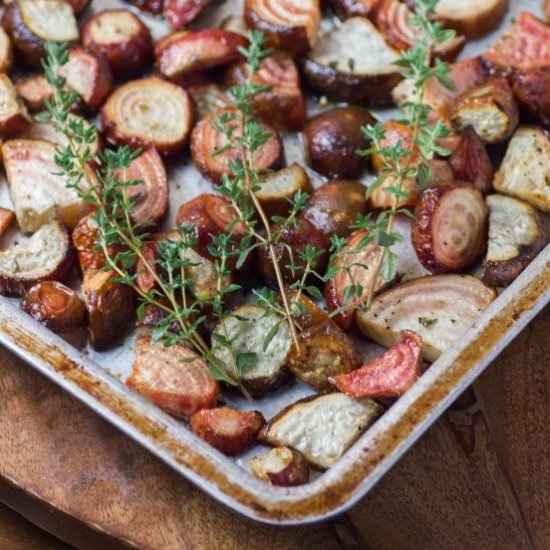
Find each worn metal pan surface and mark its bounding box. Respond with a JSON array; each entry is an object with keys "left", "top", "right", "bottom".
[{"left": 0, "top": 0, "right": 547, "bottom": 525}]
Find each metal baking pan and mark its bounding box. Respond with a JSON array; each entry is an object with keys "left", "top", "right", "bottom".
[{"left": 0, "top": 0, "right": 548, "bottom": 525}]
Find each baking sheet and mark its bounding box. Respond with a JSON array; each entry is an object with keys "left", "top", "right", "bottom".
[{"left": 0, "top": 0, "right": 548, "bottom": 524}]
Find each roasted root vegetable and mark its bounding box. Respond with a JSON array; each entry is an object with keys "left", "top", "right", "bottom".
[
  {"left": 258, "top": 218, "right": 328, "bottom": 285},
  {"left": 81, "top": 9, "right": 153, "bottom": 79},
  {"left": 260, "top": 393, "right": 381, "bottom": 469},
  {"left": 483, "top": 12, "right": 550, "bottom": 75},
  {"left": 22, "top": 281, "right": 86, "bottom": 333},
  {"left": 249, "top": 447, "right": 309, "bottom": 486},
  {"left": 483, "top": 194, "right": 547, "bottom": 287},
  {"left": 451, "top": 78, "right": 519, "bottom": 144},
  {"left": 493, "top": 126, "right": 550, "bottom": 213},
  {"left": 155, "top": 29, "right": 247, "bottom": 80},
  {"left": 2, "top": 0, "right": 79, "bottom": 67},
  {"left": 331, "top": 330, "right": 422, "bottom": 398},
  {"left": 449, "top": 127, "right": 494, "bottom": 195},
  {"left": 303, "top": 17, "right": 401, "bottom": 107},
  {"left": 72, "top": 214, "right": 120, "bottom": 272},
  {"left": 190, "top": 407, "right": 265, "bottom": 455},
  {"left": 122, "top": 147, "right": 168, "bottom": 228},
  {"left": 127, "top": 334, "right": 219, "bottom": 417},
  {"left": 175, "top": 193, "right": 246, "bottom": 266},
  {"left": 511, "top": 68, "right": 550, "bottom": 127},
  {"left": 357, "top": 274, "right": 496, "bottom": 362},
  {"left": 187, "top": 84, "right": 229, "bottom": 121},
  {"left": 256, "top": 163, "right": 312, "bottom": 218},
  {"left": 0, "top": 209, "right": 15, "bottom": 239},
  {"left": 301, "top": 180, "right": 366, "bottom": 238},
  {"left": 0, "top": 74, "right": 30, "bottom": 135},
  {"left": 375, "top": 0, "right": 464, "bottom": 60},
  {"left": 164, "top": 0, "right": 213, "bottom": 29},
  {"left": 329, "top": 0, "right": 378, "bottom": 20},
  {"left": 101, "top": 76, "right": 192, "bottom": 156},
  {"left": 412, "top": 184, "right": 488, "bottom": 273},
  {"left": 325, "top": 229, "right": 387, "bottom": 330},
  {"left": 433, "top": 0, "right": 507, "bottom": 39},
  {"left": 83, "top": 269, "right": 136, "bottom": 350},
  {"left": 15, "top": 74, "right": 53, "bottom": 111},
  {"left": 244, "top": 0, "right": 320, "bottom": 55},
  {"left": 0, "top": 221, "right": 73, "bottom": 297},
  {"left": 287, "top": 293, "right": 361, "bottom": 390},
  {"left": 0, "top": 27, "right": 14, "bottom": 74},
  {"left": 211, "top": 305, "right": 292, "bottom": 397},
  {"left": 224, "top": 53, "right": 305, "bottom": 131},
  {"left": 2, "top": 139, "right": 93, "bottom": 234},
  {"left": 191, "top": 107, "right": 283, "bottom": 183},
  {"left": 303, "top": 106, "right": 374, "bottom": 179}
]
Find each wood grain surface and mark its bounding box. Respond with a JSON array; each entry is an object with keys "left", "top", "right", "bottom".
[{"left": 0, "top": 307, "right": 548, "bottom": 549}]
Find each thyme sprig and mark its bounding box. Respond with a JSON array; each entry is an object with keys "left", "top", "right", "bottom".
[{"left": 342, "top": 0, "right": 456, "bottom": 310}]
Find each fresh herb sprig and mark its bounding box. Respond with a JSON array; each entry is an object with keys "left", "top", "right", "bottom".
[{"left": 334, "top": 0, "right": 455, "bottom": 312}]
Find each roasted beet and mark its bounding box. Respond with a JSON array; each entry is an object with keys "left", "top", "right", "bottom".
[
  {"left": 449, "top": 128, "right": 494, "bottom": 194},
  {"left": 324, "top": 229, "right": 387, "bottom": 330},
  {"left": 452, "top": 78, "right": 519, "bottom": 144},
  {"left": 412, "top": 184, "right": 488, "bottom": 274},
  {"left": 155, "top": 29, "right": 247, "bottom": 80},
  {"left": 191, "top": 407, "right": 265, "bottom": 455},
  {"left": 512, "top": 68, "right": 550, "bottom": 126},
  {"left": 303, "top": 106, "right": 375, "bottom": 179},
  {"left": 82, "top": 269, "right": 136, "bottom": 350},
  {"left": 244, "top": 0, "right": 320, "bottom": 55},
  {"left": 191, "top": 107, "right": 283, "bottom": 183},
  {"left": 2, "top": 0, "right": 79, "bottom": 68},
  {"left": 483, "top": 12, "right": 550, "bottom": 75},
  {"left": 250, "top": 447, "right": 309, "bottom": 486},
  {"left": 0, "top": 74, "right": 30, "bottom": 135},
  {"left": 15, "top": 74, "right": 53, "bottom": 111},
  {"left": 164, "top": 0, "right": 213, "bottom": 28},
  {"left": 22, "top": 281, "right": 86, "bottom": 333},
  {"left": 101, "top": 76, "right": 192, "bottom": 156},
  {"left": 257, "top": 218, "right": 328, "bottom": 285},
  {"left": 331, "top": 330, "right": 423, "bottom": 398},
  {"left": 301, "top": 180, "right": 366, "bottom": 238},
  {"left": 224, "top": 52, "right": 305, "bottom": 131},
  {"left": 82, "top": 9, "right": 153, "bottom": 79},
  {"left": 72, "top": 214, "right": 120, "bottom": 272},
  {"left": 0, "top": 209, "right": 14, "bottom": 239},
  {"left": 128, "top": 334, "right": 219, "bottom": 418},
  {"left": 187, "top": 84, "right": 229, "bottom": 121}
]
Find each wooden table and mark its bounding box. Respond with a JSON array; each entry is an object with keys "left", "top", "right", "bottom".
[{"left": 1, "top": 306, "right": 549, "bottom": 549}]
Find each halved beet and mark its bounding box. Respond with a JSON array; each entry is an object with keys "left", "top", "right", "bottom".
[
  {"left": 191, "top": 407, "right": 265, "bottom": 455},
  {"left": 244, "top": 0, "right": 320, "bottom": 55},
  {"left": 412, "top": 184, "right": 488, "bottom": 274},
  {"left": 2, "top": 0, "right": 79, "bottom": 68},
  {"left": 303, "top": 17, "right": 401, "bottom": 107},
  {"left": 0, "top": 221, "right": 73, "bottom": 296},
  {"left": 324, "top": 229, "right": 388, "bottom": 330},
  {"left": 101, "top": 76, "right": 192, "bottom": 156},
  {"left": 175, "top": 193, "right": 247, "bottom": 269},
  {"left": 15, "top": 74, "right": 53, "bottom": 111},
  {"left": 250, "top": 447, "right": 309, "bottom": 486},
  {"left": 512, "top": 68, "right": 550, "bottom": 126},
  {"left": 120, "top": 147, "right": 168, "bottom": 229},
  {"left": 357, "top": 274, "right": 496, "bottom": 362},
  {"left": 155, "top": 29, "right": 247, "bottom": 80},
  {"left": 127, "top": 334, "right": 219, "bottom": 418},
  {"left": 191, "top": 107, "right": 283, "bottom": 184},
  {"left": 0, "top": 74, "right": 30, "bottom": 135},
  {"left": 375, "top": 0, "right": 464, "bottom": 61},
  {"left": 449, "top": 128, "right": 494, "bottom": 194},
  {"left": 81, "top": 9, "right": 153, "bottom": 79},
  {"left": 22, "top": 281, "right": 87, "bottom": 333},
  {"left": 224, "top": 52, "right": 305, "bottom": 131},
  {"left": 483, "top": 12, "right": 550, "bottom": 75},
  {"left": 2, "top": 139, "right": 94, "bottom": 234},
  {"left": 331, "top": 330, "right": 423, "bottom": 398},
  {"left": 164, "top": 0, "right": 213, "bottom": 28}
]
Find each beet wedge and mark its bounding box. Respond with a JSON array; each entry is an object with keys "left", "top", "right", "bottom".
[
  {"left": 357, "top": 274, "right": 496, "bottom": 362},
  {"left": 190, "top": 407, "right": 265, "bottom": 456},
  {"left": 127, "top": 334, "right": 220, "bottom": 418},
  {"left": 155, "top": 29, "right": 247, "bottom": 80},
  {"left": 164, "top": 0, "right": 213, "bottom": 28},
  {"left": 330, "top": 330, "right": 423, "bottom": 398},
  {"left": 0, "top": 74, "right": 30, "bottom": 135}
]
